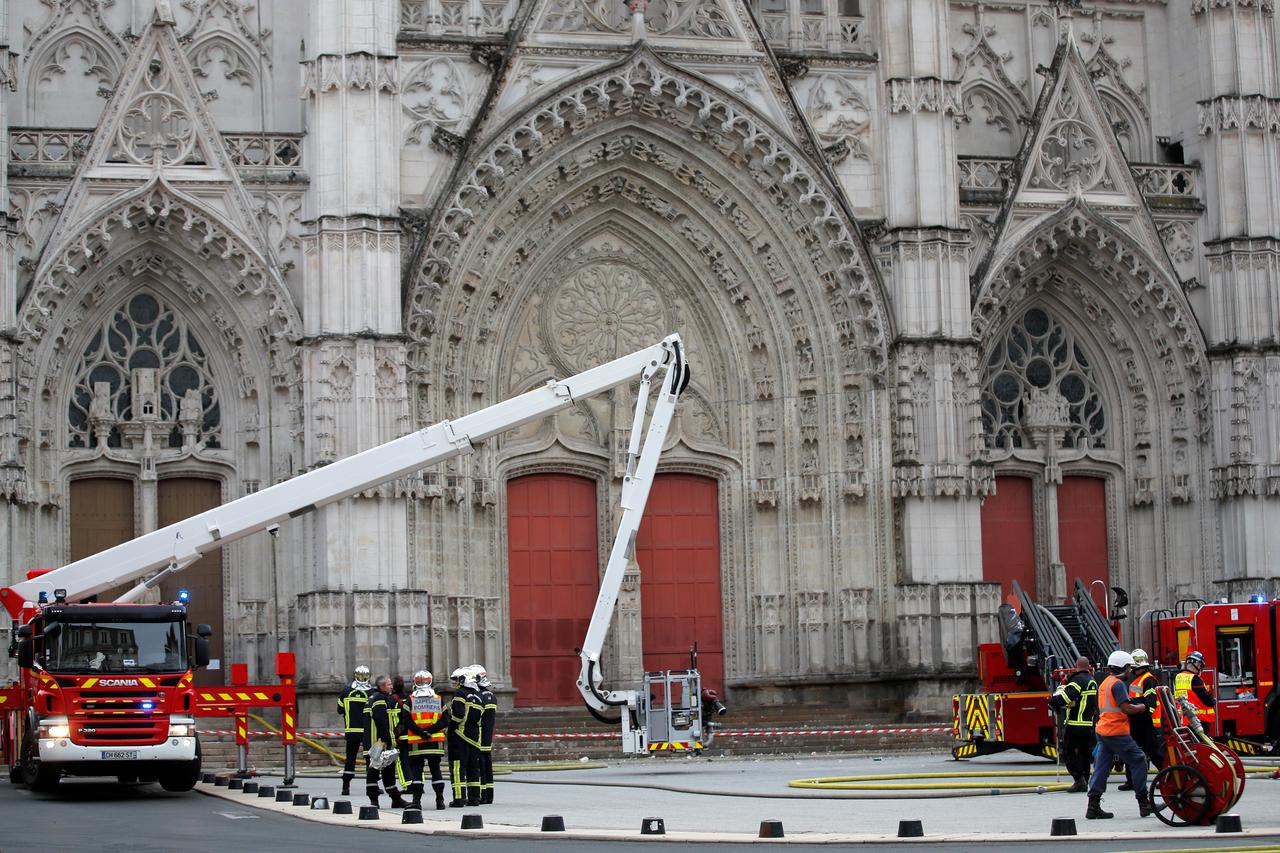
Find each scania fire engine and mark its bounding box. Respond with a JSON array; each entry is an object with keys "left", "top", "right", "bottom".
[
  {"left": 4, "top": 334, "right": 699, "bottom": 790},
  {"left": 952, "top": 579, "right": 1280, "bottom": 759}
]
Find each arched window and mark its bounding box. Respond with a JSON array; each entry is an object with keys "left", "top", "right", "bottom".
[
  {"left": 981, "top": 307, "right": 1106, "bottom": 450},
  {"left": 67, "top": 293, "right": 221, "bottom": 449}
]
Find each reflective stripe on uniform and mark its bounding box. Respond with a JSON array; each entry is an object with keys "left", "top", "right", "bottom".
[{"left": 1096, "top": 674, "right": 1130, "bottom": 736}]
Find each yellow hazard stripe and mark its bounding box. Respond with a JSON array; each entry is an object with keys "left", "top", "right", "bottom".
[
  {"left": 139, "top": 678, "right": 155, "bottom": 688},
  {"left": 82, "top": 678, "right": 97, "bottom": 688}
]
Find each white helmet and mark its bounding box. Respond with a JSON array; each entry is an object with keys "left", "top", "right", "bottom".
[
  {"left": 1107, "top": 650, "right": 1135, "bottom": 670},
  {"left": 354, "top": 664, "right": 370, "bottom": 679},
  {"left": 468, "top": 664, "right": 489, "bottom": 689},
  {"left": 449, "top": 667, "right": 468, "bottom": 687},
  {"left": 413, "top": 670, "right": 433, "bottom": 690},
  {"left": 1131, "top": 649, "right": 1149, "bottom": 667}
]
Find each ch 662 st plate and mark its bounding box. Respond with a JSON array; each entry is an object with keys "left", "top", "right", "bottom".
[{"left": 101, "top": 750, "right": 140, "bottom": 760}]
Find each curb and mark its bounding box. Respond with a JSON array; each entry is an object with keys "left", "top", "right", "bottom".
[{"left": 195, "top": 782, "right": 1280, "bottom": 845}]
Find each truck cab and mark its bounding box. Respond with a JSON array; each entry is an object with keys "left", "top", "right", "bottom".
[{"left": 6, "top": 601, "right": 210, "bottom": 791}]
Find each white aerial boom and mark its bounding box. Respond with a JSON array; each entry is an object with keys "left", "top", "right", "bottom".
[{"left": 1, "top": 336, "right": 691, "bottom": 627}]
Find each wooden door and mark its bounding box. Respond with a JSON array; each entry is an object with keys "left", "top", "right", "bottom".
[
  {"left": 69, "top": 478, "right": 136, "bottom": 602},
  {"left": 157, "top": 478, "right": 224, "bottom": 685},
  {"left": 635, "top": 474, "right": 724, "bottom": 695},
  {"left": 507, "top": 474, "right": 598, "bottom": 707},
  {"left": 1057, "top": 476, "right": 1109, "bottom": 608},
  {"left": 980, "top": 475, "right": 1037, "bottom": 603}
]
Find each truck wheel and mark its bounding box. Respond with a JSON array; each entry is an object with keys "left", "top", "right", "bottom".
[
  {"left": 19, "top": 733, "right": 60, "bottom": 792},
  {"left": 158, "top": 739, "right": 201, "bottom": 792}
]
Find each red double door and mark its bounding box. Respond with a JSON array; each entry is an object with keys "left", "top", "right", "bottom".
[
  {"left": 980, "top": 474, "right": 1108, "bottom": 606},
  {"left": 507, "top": 473, "right": 723, "bottom": 707}
]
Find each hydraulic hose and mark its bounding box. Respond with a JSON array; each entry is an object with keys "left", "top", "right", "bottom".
[{"left": 499, "top": 774, "right": 1071, "bottom": 800}]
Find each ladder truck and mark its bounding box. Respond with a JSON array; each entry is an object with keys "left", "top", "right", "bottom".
[{"left": 3, "top": 334, "right": 692, "bottom": 789}]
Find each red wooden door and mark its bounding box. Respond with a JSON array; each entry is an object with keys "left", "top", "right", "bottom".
[
  {"left": 1057, "top": 476, "right": 1108, "bottom": 607},
  {"left": 158, "top": 478, "right": 224, "bottom": 686},
  {"left": 635, "top": 474, "right": 723, "bottom": 695},
  {"left": 981, "top": 475, "right": 1037, "bottom": 603},
  {"left": 507, "top": 474, "right": 598, "bottom": 707}
]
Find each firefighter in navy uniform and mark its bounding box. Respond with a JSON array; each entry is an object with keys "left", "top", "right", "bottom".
[
  {"left": 365, "top": 674, "right": 408, "bottom": 809},
  {"left": 433, "top": 667, "right": 484, "bottom": 807},
  {"left": 472, "top": 665, "right": 498, "bottom": 804},
  {"left": 1123, "top": 649, "right": 1165, "bottom": 789},
  {"left": 337, "top": 664, "right": 371, "bottom": 797},
  {"left": 1048, "top": 655, "right": 1097, "bottom": 793},
  {"left": 400, "top": 670, "right": 448, "bottom": 810}
]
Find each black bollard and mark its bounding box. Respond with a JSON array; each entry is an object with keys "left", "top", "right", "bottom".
[
  {"left": 898, "top": 820, "right": 924, "bottom": 838},
  {"left": 311, "top": 797, "right": 329, "bottom": 810},
  {"left": 201, "top": 773, "right": 216, "bottom": 784},
  {"left": 214, "top": 776, "right": 228, "bottom": 787},
  {"left": 541, "top": 815, "right": 566, "bottom": 832},
  {"left": 332, "top": 800, "right": 353, "bottom": 815},
  {"left": 402, "top": 809, "right": 423, "bottom": 824},
  {"left": 292, "top": 793, "right": 309, "bottom": 806},
  {"left": 276, "top": 790, "right": 293, "bottom": 802},
  {"left": 1050, "top": 818, "right": 1077, "bottom": 837},
  {"left": 358, "top": 805, "right": 380, "bottom": 820},
  {"left": 257, "top": 786, "right": 275, "bottom": 798},
  {"left": 242, "top": 782, "right": 259, "bottom": 794},
  {"left": 461, "top": 814, "right": 484, "bottom": 830},
  {"left": 1216, "top": 814, "right": 1243, "bottom": 833},
  {"left": 227, "top": 778, "right": 243, "bottom": 790},
  {"left": 759, "top": 820, "right": 785, "bottom": 838},
  {"left": 641, "top": 817, "right": 666, "bottom": 835}
]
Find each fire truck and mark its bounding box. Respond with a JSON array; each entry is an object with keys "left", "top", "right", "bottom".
[
  {"left": 4, "top": 334, "right": 696, "bottom": 790},
  {"left": 953, "top": 579, "right": 1280, "bottom": 759}
]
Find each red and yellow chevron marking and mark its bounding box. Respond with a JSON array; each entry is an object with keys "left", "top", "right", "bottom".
[
  {"left": 282, "top": 710, "right": 296, "bottom": 744},
  {"left": 648, "top": 742, "right": 704, "bottom": 751},
  {"left": 235, "top": 716, "right": 248, "bottom": 745}
]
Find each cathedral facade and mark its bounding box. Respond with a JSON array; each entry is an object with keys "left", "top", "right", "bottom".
[{"left": 1, "top": 0, "right": 1277, "bottom": 720}]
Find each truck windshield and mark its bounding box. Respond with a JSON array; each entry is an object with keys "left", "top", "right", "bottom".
[{"left": 46, "top": 621, "right": 187, "bottom": 674}]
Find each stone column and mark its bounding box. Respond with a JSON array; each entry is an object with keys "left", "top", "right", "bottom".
[
  {"left": 881, "top": 0, "right": 988, "bottom": 586},
  {"left": 0, "top": 1, "right": 22, "bottom": 520},
  {"left": 1024, "top": 389, "right": 1071, "bottom": 602},
  {"left": 299, "top": 0, "right": 410, "bottom": 596},
  {"left": 1193, "top": 0, "right": 1280, "bottom": 585}
]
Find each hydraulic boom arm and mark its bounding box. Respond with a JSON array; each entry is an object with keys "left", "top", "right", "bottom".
[{"left": 1, "top": 335, "right": 690, "bottom": 619}]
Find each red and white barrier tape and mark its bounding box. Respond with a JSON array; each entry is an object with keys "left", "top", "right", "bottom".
[{"left": 196, "top": 726, "right": 949, "bottom": 739}]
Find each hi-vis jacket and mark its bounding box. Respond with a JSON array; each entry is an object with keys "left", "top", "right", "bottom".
[{"left": 405, "top": 688, "right": 446, "bottom": 756}]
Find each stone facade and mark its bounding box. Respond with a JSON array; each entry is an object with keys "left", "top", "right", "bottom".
[{"left": 1, "top": 0, "right": 1277, "bottom": 720}]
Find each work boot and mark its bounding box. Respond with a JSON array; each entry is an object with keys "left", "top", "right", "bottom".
[
  {"left": 341, "top": 773, "right": 352, "bottom": 797},
  {"left": 1137, "top": 793, "right": 1153, "bottom": 818},
  {"left": 467, "top": 792, "right": 482, "bottom": 807},
  {"left": 1086, "top": 794, "right": 1114, "bottom": 820},
  {"left": 1067, "top": 776, "right": 1087, "bottom": 793},
  {"left": 388, "top": 790, "right": 408, "bottom": 809},
  {"left": 480, "top": 790, "right": 493, "bottom": 805},
  {"left": 449, "top": 798, "right": 465, "bottom": 808},
  {"left": 1118, "top": 780, "right": 1133, "bottom": 791},
  {"left": 368, "top": 792, "right": 381, "bottom": 808},
  {"left": 411, "top": 795, "right": 422, "bottom": 810},
  {"left": 436, "top": 793, "right": 447, "bottom": 811}
]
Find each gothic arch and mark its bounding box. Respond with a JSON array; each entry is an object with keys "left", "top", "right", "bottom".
[
  {"left": 974, "top": 201, "right": 1208, "bottom": 444},
  {"left": 408, "top": 47, "right": 891, "bottom": 383},
  {"left": 957, "top": 79, "right": 1027, "bottom": 157},
  {"left": 25, "top": 27, "right": 124, "bottom": 120}
]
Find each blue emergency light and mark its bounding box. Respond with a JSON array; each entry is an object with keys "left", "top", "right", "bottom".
[
  {"left": 141, "top": 701, "right": 154, "bottom": 710},
  {"left": 1250, "top": 593, "right": 1266, "bottom": 603},
  {"left": 178, "top": 588, "right": 190, "bottom": 604}
]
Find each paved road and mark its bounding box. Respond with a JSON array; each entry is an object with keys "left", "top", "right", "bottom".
[{"left": 5, "top": 777, "right": 1280, "bottom": 853}]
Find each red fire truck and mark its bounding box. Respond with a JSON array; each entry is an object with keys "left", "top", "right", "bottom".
[{"left": 953, "top": 580, "right": 1280, "bottom": 759}]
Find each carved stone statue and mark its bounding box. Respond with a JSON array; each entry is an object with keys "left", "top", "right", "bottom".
[
  {"left": 179, "top": 388, "right": 202, "bottom": 425},
  {"left": 89, "top": 382, "right": 112, "bottom": 421}
]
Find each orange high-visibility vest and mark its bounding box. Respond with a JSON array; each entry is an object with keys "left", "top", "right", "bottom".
[
  {"left": 405, "top": 692, "right": 445, "bottom": 746},
  {"left": 1132, "top": 670, "right": 1160, "bottom": 726},
  {"left": 1096, "top": 674, "right": 1131, "bottom": 736},
  {"left": 1174, "top": 670, "right": 1215, "bottom": 722}
]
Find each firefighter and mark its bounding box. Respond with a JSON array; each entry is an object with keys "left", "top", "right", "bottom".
[
  {"left": 400, "top": 670, "right": 447, "bottom": 810},
  {"left": 1174, "top": 651, "right": 1217, "bottom": 728},
  {"left": 1122, "top": 648, "right": 1164, "bottom": 790},
  {"left": 337, "top": 664, "right": 371, "bottom": 797},
  {"left": 471, "top": 664, "right": 498, "bottom": 804},
  {"left": 433, "top": 667, "right": 484, "bottom": 807},
  {"left": 1047, "top": 655, "right": 1096, "bottom": 793},
  {"left": 365, "top": 674, "right": 408, "bottom": 809},
  {"left": 1086, "top": 650, "right": 1152, "bottom": 820}
]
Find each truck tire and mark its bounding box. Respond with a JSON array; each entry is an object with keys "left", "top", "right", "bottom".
[
  {"left": 18, "top": 732, "right": 60, "bottom": 792},
  {"left": 158, "top": 739, "right": 201, "bottom": 792}
]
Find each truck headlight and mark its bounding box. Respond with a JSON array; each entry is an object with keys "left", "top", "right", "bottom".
[
  {"left": 168, "top": 718, "right": 195, "bottom": 737},
  {"left": 38, "top": 716, "right": 69, "bottom": 738}
]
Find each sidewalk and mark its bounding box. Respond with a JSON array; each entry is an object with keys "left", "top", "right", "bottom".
[{"left": 199, "top": 750, "right": 1280, "bottom": 843}]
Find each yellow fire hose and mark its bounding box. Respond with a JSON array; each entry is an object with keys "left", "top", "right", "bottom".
[{"left": 790, "top": 765, "right": 1278, "bottom": 792}]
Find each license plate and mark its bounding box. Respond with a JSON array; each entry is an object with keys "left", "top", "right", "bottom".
[{"left": 101, "top": 750, "right": 139, "bottom": 760}]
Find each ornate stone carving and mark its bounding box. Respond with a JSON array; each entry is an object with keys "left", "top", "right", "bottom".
[
  {"left": 1190, "top": 0, "right": 1274, "bottom": 14},
  {"left": 1159, "top": 220, "right": 1195, "bottom": 264},
  {"left": 953, "top": 16, "right": 1031, "bottom": 136},
  {"left": 803, "top": 74, "right": 871, "bottom": 163},
  {"left": 403, "top": 57, "right": 471, "bottom": 145},
  {"left": 301, "top": 54, "right": 399, "bottom": 97},
  {"left": 540, "top": 0, "right": 736, "bottom": 38},
  {"left": 885, "top": 77, "right": 963, "bottom": 115},
  {"left": 1028, "top": 90, "right": 1113, "bottom": 193},
  {"left": 543, "top": 259, "right": 668, "bottom": 373},
  {"left": 1197, "top": 95, "right": 1280, "bottom": 135}
]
